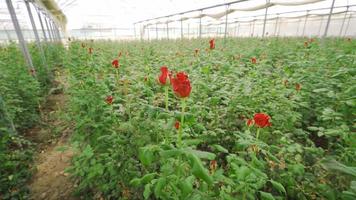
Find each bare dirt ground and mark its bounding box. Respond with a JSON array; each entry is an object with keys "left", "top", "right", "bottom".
[{"left": 25, "top": 70, "right": 78, "bottom": 200}]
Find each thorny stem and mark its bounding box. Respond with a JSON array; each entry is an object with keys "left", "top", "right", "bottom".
[
  {"left": 165, "top": 86, "right": 169, "bottom": 111},
  {"left": 256, "top": 128, "right": 261, "bottom": 140},
  {"left": 178, "top": 98, "right": 186, "bottom": 147}
]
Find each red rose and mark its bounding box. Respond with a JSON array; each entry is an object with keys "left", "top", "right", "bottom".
[
  {"left": 88, "top": 47, "right": 93, "bottom": 54},
  {"left": 158, "top": 66, "right": 169, "bottom": 85},
  {"left": 251, "top": 57, "right": 257, "bottom": 64},
  {"left": 209, "top": 38, "right": 215, "bottom": 50},
  {"left": 112, "top": 59, "right": 119, "bottom": 68},
  {"left": 174, "top": 121, "right": 180, "bottom": 129},
  {"left": 105, "top": 95, "right": 113, "bottom": 105},
  {"left": 171, "top": 72, "right": 192, "bottom": 98},
  {"left": 246, "top": 119, "right": 254, "bottom": 127},
  {"left": 253, "top": 113, "right": 271, "bottom": 128},
  {"left": 295, "top": 83, "right": 301, "bottom": 91},
  {"left": 81, "top": 43, "right": 86, "bottom": 48}
]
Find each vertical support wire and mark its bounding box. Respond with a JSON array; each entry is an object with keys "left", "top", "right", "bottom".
[
  {"left": 156, "top": 23, "right": 158, "bottom": 40},
  {"left": 199, "top": 10, "right": 203, "bottom": 38},
  {"left": 25, "top": 0, "right": 48, "bottom": 72},
  {"left": 274, "top": 14, "right": 279, "bottom": 36},
  {"left": 302, "top": 10, "right": 309, "bottom": 37},
  {"left": 224, "top": 4, "right": 230, "bottom": 40},
  {"left": 323, "top": 0, "right": 336, "bottom": 38},
  {"left": 6, "top": 0, "right": 36, "bottom": 76},
  {"left": 180, "top": 16, "right": 183, "bottom": 40},
  {"left": 262, "top": 0, "right": 270, "bottom": 38},
  {"left": 343, "top": 13, "right": 352, "bottom": 37},
  {"left": 166, "top": 20, "right": 169, "bottom": 40},
  {"left": 339, "top": 6, "right": 349, "bottom": 37}
]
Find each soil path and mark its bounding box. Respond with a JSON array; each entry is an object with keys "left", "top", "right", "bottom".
[{"left": 26, "top": 69, "right": 78, "bottom": 200}]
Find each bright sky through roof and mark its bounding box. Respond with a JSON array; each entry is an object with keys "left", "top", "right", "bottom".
[{"left": 56, "top": 0, "right": 355, "bottom": 29}]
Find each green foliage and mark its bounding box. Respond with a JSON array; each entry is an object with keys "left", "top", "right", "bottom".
[{"left": 65, "top": 38, "right": 355, "bottom": 199}]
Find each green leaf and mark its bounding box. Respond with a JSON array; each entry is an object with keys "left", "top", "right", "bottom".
[
  {"left": 260, "top": 191, "right": 276, "bottom": 200},
  {"left": 321, "top": 158, "right": 356, "bottom": 177},
  {"left": 270, "top": 180, "right": 286, "bottom": 194},
  {"left": 186, "top": 153, "right": 213, "bottom": 185},
  {"left": 186, "top": 149, "right": 216, "bottom": 160},
  {"left": 212, "top": 144, "right": 229, "bottom": 153},
  {"left": 143, "top": 184, "right": 152, "bottom": 199},
  {"left": 138, "top": 148, "right": 155, "bottom": 166}
]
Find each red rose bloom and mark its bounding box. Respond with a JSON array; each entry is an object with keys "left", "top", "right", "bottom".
[
  {"left": 296, "top": 83, "right": 301, "bottom": 91},
  {"left": 209, "top": 38, "right": 215, "bottom": 50},
  {"left": 253, "top": 113, "right": 271, "bottom": 128},
  {"left": 105, "top": 95, "right": 113, "bottom": 105},
  {"left": 112, "top": 59, "right": 119, "bottom": 68},
  {"left": 174, "top": 121, "right": 180, "bottom": 129},
  {"left": 171, "top": 72, "right": 192, "bottom": 98},
  {"left": 251, "top": 57, "right": 257, "bottom": 64},
  {"left": 246, "top": 119, "right": 254, "bottom": 127},
  {"left": 88, "top": 47, "right": 93, "bottom": 54},
  {"left": 158, "top": 66, "right": 169, "bottom": 85}
]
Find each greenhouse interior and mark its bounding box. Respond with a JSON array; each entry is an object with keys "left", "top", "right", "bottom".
[{"left": 0, "top": 0, "right": 355, "bottom": 199}]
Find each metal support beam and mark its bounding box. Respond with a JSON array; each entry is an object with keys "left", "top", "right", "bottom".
[
  {"left": 187, "top": 23, "right": 190, "bottom": 38},
  {"left": 133, "top": 23, "right": 136, "bottom": 39},
  {"left": 25, "top": 0, "right": 48, "bottom": 71},
  {"left": 224, "top": 5, "right": 230, "bottom": 40},
  {"left": 323, "top": 0, "right": 336, "bottom": 38},
  {"left": 6, "top": 0, "right": 35, "bottom": 76},
  {"left": 44, "top": 16, "right": 53, "bottom": 42},
  {"left": 262, "top": 0, "right": 270, "bottom": 37},
  {"left": 35, "top": 6, "right": 48, "bottom": 42},
  {"left": 252, "top": 20, "right": 256, "bottom": 37},
  {"left": 147, "top": 25, "right": 150, "bottom": 41}
]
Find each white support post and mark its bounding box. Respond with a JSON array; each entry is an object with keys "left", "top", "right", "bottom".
[
  {"left": 262, "top": 0, "right": 270, "bottom": 38},
  {"left": 187, "top": 23, "right": 190, "bottom": 39},
  {"left": 323, "top": 0, "right": 336, "bottom": 38},
  {"left": 133, "top": 23, "right": 136, "bottom": 40},
  {"left": 224, "top": 5, "right": 230, "bottom": 40},
  {"left": 6, "top": 0, "right": 35, "bottom": 76},
  {"left": 147, "top": 25, "right": 150, "bottom": 41},
  {"left": 199, "top": 10, "right": 202, "bottom": 38},
  {"left": 252, "top": 20, "right": 256, "bottom": 37}
]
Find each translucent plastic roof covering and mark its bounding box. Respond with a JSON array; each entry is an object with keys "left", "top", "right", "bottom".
[{"left": 1, "top": 0, "right": 356, "bottom": 40}]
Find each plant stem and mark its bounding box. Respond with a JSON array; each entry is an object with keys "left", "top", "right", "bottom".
[
  {"left": 115, "top": 69, "right": 120, "bottom": 88},
  {"left": 178, "top": 98, "right": 186, "bottom": 147},
  {"left": 256, "top": 128, "right": 261, "bottom": 140},
  {"left": 165, "top": 86, "right": 169, "bottom": 111}
]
